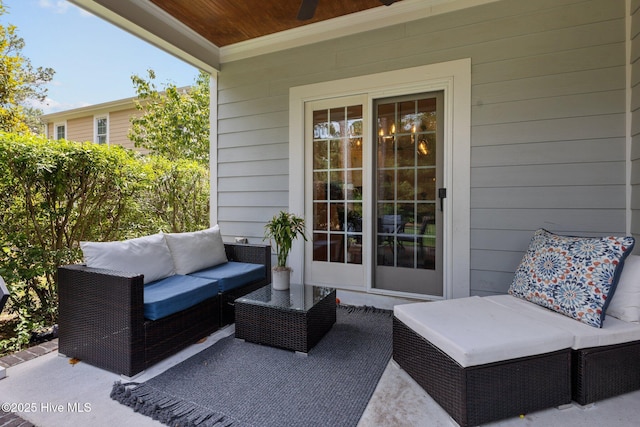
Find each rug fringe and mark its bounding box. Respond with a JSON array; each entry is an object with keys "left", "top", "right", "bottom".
[
  {"left": 337, "top": 304, "right": 392, "bottom": 316},
  {"left": 111, "top": 381, "right": 238, "bottom": 427}
]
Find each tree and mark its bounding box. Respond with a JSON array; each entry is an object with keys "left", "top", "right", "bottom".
[
  {"left": 129, "top": 69, "right": 210, "bottom": 164},
  {"left": 0, "top": 2, "right": 54, "bottom": 134}
]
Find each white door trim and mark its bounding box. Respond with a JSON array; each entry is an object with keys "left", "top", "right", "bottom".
[{"left": 289, "top": 59, "right": 471, "bottom": 299}]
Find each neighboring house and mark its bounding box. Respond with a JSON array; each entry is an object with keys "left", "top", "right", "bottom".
[
  {"left": 71, "top": 0, "right": 634, "bottom": 304},
  {"left": 40, "top": 96, "right": 142, "bottom": 151}
]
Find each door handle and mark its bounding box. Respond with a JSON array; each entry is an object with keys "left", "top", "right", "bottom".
[{"left": 438, "top": 188, "right": 446, "bottom": 212}]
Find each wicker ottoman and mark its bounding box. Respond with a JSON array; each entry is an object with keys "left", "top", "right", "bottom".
[
  {"left": 485, "top": 294, "right": 640, "bottom": 405},
  {"left": 393, "top": 297, "right": 573, "bottom": 427}
]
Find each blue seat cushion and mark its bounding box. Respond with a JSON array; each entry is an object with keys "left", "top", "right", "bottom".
[
  {"left": 144, "top": 275, "right": 219, "bottom": 321},
  {"left": 189, "top": 261, "right": 265, "bottom": 292}
]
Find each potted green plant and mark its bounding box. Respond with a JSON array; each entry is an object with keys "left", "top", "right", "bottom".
[{"left": 264, "top": 210, "right": 307, "bottom": 290}]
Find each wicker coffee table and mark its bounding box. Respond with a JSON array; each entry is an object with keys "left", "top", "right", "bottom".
[{"left": 234, "top": 283, "right": 336, "bottom": 353}]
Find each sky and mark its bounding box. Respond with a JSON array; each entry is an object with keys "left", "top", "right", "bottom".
[{"left": 2, "top": 0, "right": 199, "bottom": 114}]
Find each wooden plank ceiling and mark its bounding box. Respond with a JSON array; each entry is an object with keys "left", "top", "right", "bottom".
[{"left": 150, "top": 0, "right": 401, "bottom": 47}]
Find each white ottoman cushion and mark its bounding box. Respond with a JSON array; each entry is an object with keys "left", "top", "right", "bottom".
[
  {"left": 394, "top": 296, "right": 573, "bottom": 368},
  {"left": 486, "top": 295, "right": 640, "bottom": 350}
]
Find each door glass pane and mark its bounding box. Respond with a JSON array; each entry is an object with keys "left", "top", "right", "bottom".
[
  {"left": 348, "top": 138, "right": 362, "bottom": 168},
  {"left": 329, "top": 171, "right": 344, "bottom": 200},
  {"left": 397, "top": 135, "right": 414, "bottom": 167},
  {"left": 329, "top": 139, "right": 343, "bottom": 169},
  {"left": 397, "top": 169, "right": 415, "bottom": 201},
  {"left": 313, "top": 171, "right": 327, "bottom": 200},
  {"left": 417, "top": 134, "right": 436, "bottom": 167},
  {"left": 417, "top": 169, "right": 436, "bottom": 200},
  {"left": 313, "top": 202, "right": 328, "bottom": 231},
  {"left": 417, "top": 203, "right": 436, "bottom": 269},
  {"left": 418, "top": 98, "right": 437, "bottom": 131},
  {"left": 312, "top": 105, "right": 363, "bottom": 264},
  {"left": 376, "top": 96, "right": 438, "bottom": 272},
  {"left": 330, "top": 107, "right": 345, "bottom": 137},
  {"left": 330, "top": 234, "right": 344, "bottom": 262},
  {"left": 313, "top": 140, "right": 328, "bottom": 169},
  {"left": 329, "top": 202, "right": 343, "bottom": 231},
  {"left": 377, "top": 170, "right": 394, "bottom": 201},
  {"left": 346, "top": 170, "right": 362, "bottom": 200},
  {"left": 313, "top": 110, "right": 329, "bottom": 138},
  {"left": 313, "top": 232, "right": 328, "bottom": 262}
]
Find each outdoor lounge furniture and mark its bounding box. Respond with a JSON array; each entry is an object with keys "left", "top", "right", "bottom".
[
  {"left": 486, "top": 294, "right": 640, "bottom": 405},
  {"left": 58, "top": 226, "right": 271, "bottom": 377},
  {"left": 393, "top": 229, "right": 640, "bottom": 426},
  {"left": 393, "top": 298, "right": 573, "bottom": 427},
  {"left": 235, "top": 284, "right": 337, "bottom": 353}
]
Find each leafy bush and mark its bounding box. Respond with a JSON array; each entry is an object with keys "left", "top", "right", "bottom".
[
  {"left": 138, "top": 155, "right": 210, "bottom": 233},
  {"left": 0, "top": 132, "right": 209, "bottom": 353}
]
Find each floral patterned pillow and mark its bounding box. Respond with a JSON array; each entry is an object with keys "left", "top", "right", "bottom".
[{"left": 509, "top": 229, "right": 635, "bottom": 328}]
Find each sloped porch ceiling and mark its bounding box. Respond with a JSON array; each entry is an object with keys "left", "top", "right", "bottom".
[{"left": 70, "top": 0, "right": 499, "bottom": 70}]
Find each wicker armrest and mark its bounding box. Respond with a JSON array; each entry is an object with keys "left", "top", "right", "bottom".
[
  {"left": 57, "top": 264, "right": 146, "bottom": 375},
  {"left": 224, "top": 243, "right": 272, "bottom": 273}
]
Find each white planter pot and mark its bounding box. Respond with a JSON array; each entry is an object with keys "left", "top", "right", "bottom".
[{"left": 272, "top": 268, "right": 291, "bottom": 290}]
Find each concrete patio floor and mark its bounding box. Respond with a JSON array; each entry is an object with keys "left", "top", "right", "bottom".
[{"left": 1, "top": 316, "right": 639, "bottom": 426}]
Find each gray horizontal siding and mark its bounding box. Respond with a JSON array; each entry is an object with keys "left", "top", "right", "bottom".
[
  {"left": 471, "top": 163, "right": 625, "bottom": 187},
  {"left": 473, "top": 114, "right": 625, "bottom": 146},
  {"left": 218, "top": 159, "right": 288, "bottom": 178},
  {"left": 474, "top": 66, "right": 625, "bottom": 105},
  {"left": 471, "top": 209, "right": 627, "bottom": 234},
  {"left": 471, "top": 187, "right": 625, "bottom": 209},
  {"left": 216, "top": 0, "right": 628, "bottom": 296},
  {"left": 472, "top": 139, "right": 625, "bottom": 166}
]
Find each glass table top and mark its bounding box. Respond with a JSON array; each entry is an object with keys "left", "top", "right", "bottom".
[{"left": 235, "top": 283, "right": 335, "bottom": 311}]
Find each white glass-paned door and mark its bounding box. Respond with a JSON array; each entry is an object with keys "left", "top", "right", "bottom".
[{"left": 305, "top": 96, "right": 368, "bottom": 288}]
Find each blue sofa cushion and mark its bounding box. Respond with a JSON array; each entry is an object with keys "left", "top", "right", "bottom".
[
  {"left": 189, "top": 261, "right": 265, "bottom": 292},
  {"left": 144, "top": 275, "right": 219, "bottom": 321}
]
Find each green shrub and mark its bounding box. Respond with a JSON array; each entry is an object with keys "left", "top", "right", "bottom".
[
  {"left": 0, "top": 132, "right": 209, "bottom": 354},
  {"left": 137, "top": 155, "right": 210, "bottom": 233}
]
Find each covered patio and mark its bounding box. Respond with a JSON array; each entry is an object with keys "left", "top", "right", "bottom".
[{"left": 67, "top": 0, "right": 640, "bottom": 302}]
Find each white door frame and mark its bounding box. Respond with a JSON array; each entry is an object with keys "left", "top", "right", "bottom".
[{"left": 289, "top": 59, "right": 471, "bottom": 300}]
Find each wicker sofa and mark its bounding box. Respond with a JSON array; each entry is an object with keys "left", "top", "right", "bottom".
[
  {"left": 58, "top": 227, "right": 271, "bottom": 377},
  {"left": 393, "top": 229, "right": 640, "bottom": 426}
]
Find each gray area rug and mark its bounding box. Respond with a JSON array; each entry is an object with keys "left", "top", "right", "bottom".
[{"left": 111, "top": 305, "right": 392, "bottom": 427}]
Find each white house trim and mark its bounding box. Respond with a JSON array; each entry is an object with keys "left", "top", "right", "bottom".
[
  {"left": 221, "top": 0, "right": 500, "bottom": 63},
  {"left": 289, "top": 59, "right": 471, "bottom": 300},
  {"left": 209, "top": 72, "right": 220, "bottom": 226}
]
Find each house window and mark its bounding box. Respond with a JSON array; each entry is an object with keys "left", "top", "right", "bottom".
[
  {"left": 54, "top": 123, "right": 66, "bottom": 140},
  {"left": 95, "top": 116, "right": 108, "bottom": 144}
]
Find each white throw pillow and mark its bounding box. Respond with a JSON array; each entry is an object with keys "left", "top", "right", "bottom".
[
  {"left": 607, "top": 254, "right": 640, "bottom": 323},
  {"left": 163, "top": 225, "right": 228, "bottom": 275},
  {"left": 80, "top": 233, "right": 176, "bottom": 284}
]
